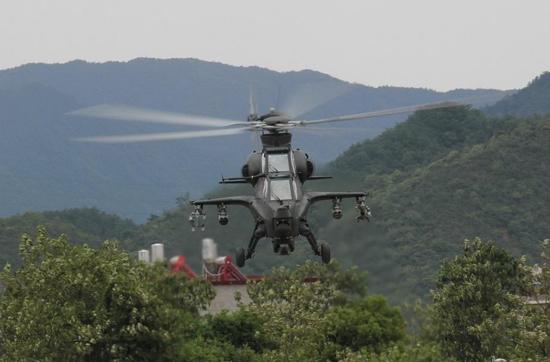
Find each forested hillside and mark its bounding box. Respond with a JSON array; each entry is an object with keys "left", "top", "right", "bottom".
[
  {"left": 485, "top": 71, "right": 550, "bottom": 117},
  {"left": 0, "top": 208, "right": 136, "bottom": 267},
  {"left": 0, "top": 58, "right": 508, "bottom": 220},
  {"left": 320, "top": 113, "right": 550, "bottom": 299}
]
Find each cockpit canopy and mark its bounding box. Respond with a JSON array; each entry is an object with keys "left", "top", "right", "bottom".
[
  {"left": 269, "top": 178, "right": 293, "bottom": 201},
  {"left": 264, "top": 152, "right": 296, "bottom": 201},
  {"left": 266, "top": 153, "right": 290, "bottom": 174}
]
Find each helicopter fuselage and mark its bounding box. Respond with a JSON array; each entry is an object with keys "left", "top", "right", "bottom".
[
  {"left": 70, "top": 95, "right": 458, "bottom": 267},
  {"left": 190, "top": 130, "right": 370, "bottom": 265}
]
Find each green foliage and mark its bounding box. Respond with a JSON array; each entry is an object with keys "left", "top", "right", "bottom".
[
  {"left": 239, "top": 262, "right": 407, "bottom": 361},
  {"left": 244, "top": 262, "right": 339, "bottom": 361},
  {"left": 430, "top": 238, "right": 528, "bottom": 361},
  {"left": 486, "top": 72, "right": 550, "bottom": 117},
  {"left": 0, "top": 208, "right": 138, "bottom": 268},
  {"left": 175, "top": 337, "right": 257, "bottom": 362},
  {"left": 508, "top": 239, "right": 550, "bottom": 360},
  {"left": 201, "top": 310, "right": 273, "bottom": 353},
  {"left": 336, "top": 343, "right": 451, "bottom": 362},
  {"left": 0, "top": 227, "right": 214, "bottom": 361},
  {"left": 326, "top": 295, "right": 406, "bottom": 354},
  {"left": 0, "top": 228, "right": 469, "bottom": 361},
  {"left": 248, "top": 261, "right": 368, "bottom": 305}
]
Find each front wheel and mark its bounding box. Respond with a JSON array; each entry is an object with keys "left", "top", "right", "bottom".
[{"left": 320, "top": 243, "right": 331, "bottom": 264}]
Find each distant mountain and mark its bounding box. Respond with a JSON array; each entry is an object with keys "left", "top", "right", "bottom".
[
  {"left": 485, "top": 72, "right": 550, "bottom": 117},
  {"left": 0, "top": 58, "right": 509, "bottom": 220}
]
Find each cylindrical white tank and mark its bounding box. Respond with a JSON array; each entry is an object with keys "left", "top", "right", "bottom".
[
  {"left": 151, "top": 243, "right": 165, "bottom": 262},
  {"left": 202, "top": 238, "right": 218, "bottom": 263},
  {"left": 215, "top": 256, "right": 229, "bottom": 265},
  {"left": 138, "top": 249, "right": 150, "bottom": 263}
]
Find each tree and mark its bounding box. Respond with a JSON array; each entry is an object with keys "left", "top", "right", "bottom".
[
  {"left": 509, "top": 239, "right": 550, "bottom": 360},
  {"left": 0, "top": 227, "right": 214, "bottom": 361},
  {"left": 325, "top": 295, "right": 406, "bottom": 354},
  {"left": 431, "top": 237, "right": 528, "bottom": 361},
  {"left": 244, "top": 262, "right": 338, "bottom": 361},
  {"left": 242, "top": 261, "right": 406, "bottom": 361}
]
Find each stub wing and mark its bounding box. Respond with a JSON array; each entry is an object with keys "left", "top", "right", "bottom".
[
  {"left": 300, "top": 191, "right": 371, "bottom": 221},
  {"left": 189, "top": 196, "right": 258, "bottom": 231},
  {"left": 192, "top": 196, "right": 256, "bottom": 207},
  {"left": 305, "top": 191, "right": 367, "bottom": 204}
]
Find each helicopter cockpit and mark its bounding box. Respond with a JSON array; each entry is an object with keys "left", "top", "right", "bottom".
[
  {"left": 269, "top": 178, "right": 293, "bottom": 201},
  {"left": 263, "top": 151, "right": 298, "bottom": 201}
]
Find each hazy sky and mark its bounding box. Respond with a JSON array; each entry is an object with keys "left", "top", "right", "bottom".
[{"left": 1, "top": 0, "right": 549, "bottom": 91}]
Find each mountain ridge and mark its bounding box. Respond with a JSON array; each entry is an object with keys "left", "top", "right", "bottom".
[{"left": 0, "top": 58, "right": 509, "bottom": 220}]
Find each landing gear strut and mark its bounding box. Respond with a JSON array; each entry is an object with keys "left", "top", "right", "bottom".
[
  {"left": 299, "top": 220, "right": 331, "bottom": 263},
  {"left": 299, "top": 220, "right": 320, "bottom": 256},
  {"left": 236, "top": 248, "right": 246, "bottom": 268},
  {"left": 237, "top": 222, "right": 266, "bottom": 267}
]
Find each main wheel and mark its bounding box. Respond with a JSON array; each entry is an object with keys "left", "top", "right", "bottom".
[
  {"left": 236, "top": 248, "right": 246, "bottom": 267},
  {"left": 320, "top": 243, "right": 331, "bottom": 264}
]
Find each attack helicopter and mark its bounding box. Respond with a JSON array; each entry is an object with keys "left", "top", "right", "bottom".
[{"left": 70, "top": 91, "right": 459, "bottom": 266}]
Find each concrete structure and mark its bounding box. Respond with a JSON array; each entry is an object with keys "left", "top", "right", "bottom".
[
  {"left": 207, "top": 284, "right": 252, "bottom": 314},
  {"left": 142, "top": 239, "right": 260, "bottom": 314}
]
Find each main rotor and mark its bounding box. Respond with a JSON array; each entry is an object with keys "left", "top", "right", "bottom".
[{"left": 67, "top": 86, "right": 463, "bottom": 144}]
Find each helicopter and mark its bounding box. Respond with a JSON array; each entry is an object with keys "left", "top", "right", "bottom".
[{"left": 70, "top": 92, "right": 460, "bottom": 267}]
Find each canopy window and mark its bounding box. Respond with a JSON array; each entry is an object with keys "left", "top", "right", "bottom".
[
  {"left": 269, "top": 178, "right": 293, "bottom": 201},
  {"left": 267, "top": 153, "right": 290, "bottom": 173}
]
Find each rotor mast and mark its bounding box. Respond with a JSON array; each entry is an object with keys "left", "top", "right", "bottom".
[{"left": 261, "top": 132, "right": 292, "bottom": 148}]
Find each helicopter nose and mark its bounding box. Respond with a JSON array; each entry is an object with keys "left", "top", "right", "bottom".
[
  {"left": 275, "top": 206, "right": 291, "bottom": 219},
  {"left": 274, "top": 222, "right": 292, "bottom": 238},
  {"left": 274, "top": 207, "right": 292, "bottom": 237}
]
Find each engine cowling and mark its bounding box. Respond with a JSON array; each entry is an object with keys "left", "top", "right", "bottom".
[
  {"left": 293, "top": 150, "right": 314, "bottom": 182},
  {"left": 241, "top": 151, "right": 262, "bottom": 183}
]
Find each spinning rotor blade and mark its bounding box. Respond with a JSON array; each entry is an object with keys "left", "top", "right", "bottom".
[
  {"left": 68, "top": 104, "right": 240, "bottom": 128},
  {"left": 293, "top": 126, "right": 366, "bottom": 133},
  {"left": 293, "top": 101, "right": 462, "bottom": 126},
  {"left": 280, "top": 81, "right": 351, "bottom": 118},
  {"left": 73, "top": 127, "right": 250, "bottom": 144}
]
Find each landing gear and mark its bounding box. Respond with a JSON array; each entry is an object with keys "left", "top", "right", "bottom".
[
  {"left": 300, "top": 220, "right": 331, "bottom": 263},
  {"left": 243, "top": 222, "right": 266, "bottom": 264},
  {"left": 320, "top": 242, "right": 331, "bottom": 264},
  {"left": 236, "top": 247, "right": 246, "bottom": 267},
  {"left": 299, "top": 220, "right": 320, "bottom": 256}
]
